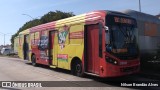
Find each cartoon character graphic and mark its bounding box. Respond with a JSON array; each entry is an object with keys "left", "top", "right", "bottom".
[{"left": 58, "top": 25, "right": 70, "bottom": 50}]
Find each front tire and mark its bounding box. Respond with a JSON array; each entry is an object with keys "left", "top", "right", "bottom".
[{"left": 31, "top": 55, "right": 37, "bottom": 66}]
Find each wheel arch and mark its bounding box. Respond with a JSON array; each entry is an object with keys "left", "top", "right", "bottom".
[
  {"left": 70, "top": 56, "right": 82, "bottom": 70},
  {"left": 31, "top": 53, "right": 36, "bottom": 62},
  {"left": 70, "top": 56, "right": 85, "bottom": 77}
]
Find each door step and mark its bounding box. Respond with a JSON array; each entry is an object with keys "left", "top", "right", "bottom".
[
  {"left": 84, "top": 72, "right": 100, "bottom": 77},
  {"left": 50, "top": 65, "right": 57, "bottom": 68}
]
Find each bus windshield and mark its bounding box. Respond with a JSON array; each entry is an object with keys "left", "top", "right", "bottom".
[
  {"left": 112, "top": 25, "right": 136, "bottom": 49},
  {"left": 106, "top": 25, "right": 138, "bottom": 59}
]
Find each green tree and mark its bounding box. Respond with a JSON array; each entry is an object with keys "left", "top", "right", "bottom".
[
  {"left": 11, "top": 10, "right": 75, "bottom": 47},
  {"left": 41, "top": 10, "right": 74, "bottom": 23}
]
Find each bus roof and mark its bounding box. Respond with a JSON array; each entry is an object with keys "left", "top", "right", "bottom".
[
  {"left": 106, "top": 10, "right": 131, "bottom": 18},
  {"left": 23, "top": 10, "right": 135, "bottom": 33},
  {"left": 19, "top": 29, "right": 30, "bottom": 35},
  {"left": 30, "top": 10, "right": 107, "bottom": 33}
]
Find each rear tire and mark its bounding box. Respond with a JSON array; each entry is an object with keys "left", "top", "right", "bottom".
[{"left": 31, "top": 55, "right": 37, "bottom": 66}]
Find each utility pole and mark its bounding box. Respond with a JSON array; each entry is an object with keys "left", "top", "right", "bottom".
[
  {"left": 0, "top": 32, "right": 12, "bottom": 47},
  {"left": 22, "top": 14, "right": 41, "bottom": 20},
  {"left": 22, "top": 14, "right": 34, "bottom": 20},
  {"left": 139, "top": 0, "right": 141, "bottom": 12},
  {"left": 22, "top": 14, "right": 41, "bottom": 24},
  {"left": 4, "top": 34, "right": 5, "bottom": 46}
]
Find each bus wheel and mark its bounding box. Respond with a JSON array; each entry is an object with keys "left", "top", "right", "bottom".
[
  {"left": 31, "top": 55, "right": 37, "bottom": 66},
  {"left": 72, "top": 60, "right": 84, "bottom": 77}
]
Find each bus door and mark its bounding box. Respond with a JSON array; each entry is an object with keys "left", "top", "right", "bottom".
[
  {"left": 49, "top": 31, "right": 58, "bottom": 66},
  {"left": 85, "top": 24, "right": 100, "bottom": 75},
  {"left": 23, "top": 34, "right": 29, "bottom": 60}
]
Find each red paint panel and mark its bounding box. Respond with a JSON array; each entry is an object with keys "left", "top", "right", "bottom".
[
  {"left": 31, "top": 31, "right": 50, "bottom": 65},
  {"left": 50, "top": 32, "right": 55, "bottom": 49},
  {"left": 69, "top": 31, "right": 84, "bottom": 39},
  {"left": 48, "top": 31, "right": 55, "bottom": 65},
  {"left": 30, "top": 22, "right": 56, "bottom": 33},
  {"left": 85, "top": 10, "right": 106, "bottom": 25},
  {"left": 87, "top": 24, "right": 100, "bottom": 74},
  {"left": 30, "top": 21, "right": 56, "bottom": 65}
]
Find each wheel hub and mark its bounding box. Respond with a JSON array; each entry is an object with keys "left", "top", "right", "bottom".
[{"left": 76, "top": 64, "right": 81, "bottom": 72}]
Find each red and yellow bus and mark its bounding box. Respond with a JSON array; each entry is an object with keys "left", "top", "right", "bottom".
[{"left": 17, "top": 10, "right": 140, "bottom": 77}]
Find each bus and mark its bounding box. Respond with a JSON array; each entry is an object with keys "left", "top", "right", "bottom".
[
  {"left": 121, "top": 10, "right": 160, "bottom": 57},
  {"left": 16, "top": 10, "right": 140, "bottom": 77},
  {"left": 121, "top": 10, "right": 160, "bottom": 72}
]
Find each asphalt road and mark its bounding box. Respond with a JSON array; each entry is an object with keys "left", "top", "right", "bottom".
[{"left": 0, "top": 57, "right": 159, "bottom": 90}]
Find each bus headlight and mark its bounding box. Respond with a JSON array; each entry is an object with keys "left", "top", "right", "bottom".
[{"left": 106, "top": 57, "right": 118, "bottom": 65}]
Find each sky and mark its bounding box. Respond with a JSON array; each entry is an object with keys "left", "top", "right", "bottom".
[{"left": 0, "top": 0, "right": 159, "bottom": 45}]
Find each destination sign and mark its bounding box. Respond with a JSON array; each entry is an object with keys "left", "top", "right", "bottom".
[{"left": 114, "top": 17, "right": 134, "bottom": 24}]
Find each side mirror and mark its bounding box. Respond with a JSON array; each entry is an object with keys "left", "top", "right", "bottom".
[
  {"left": 104, "top": 26, "right": 110, "bottom": 45},
  {"left": 104, "top": 26, "right": 109, "bottom": 31}
]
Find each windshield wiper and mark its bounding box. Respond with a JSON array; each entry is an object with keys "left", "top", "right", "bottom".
[{"left": 118, "top": 26, "right": 129, "bottom": 41}]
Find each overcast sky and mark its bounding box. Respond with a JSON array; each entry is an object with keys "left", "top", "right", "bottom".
[{"left": 0, "top": 0, "right": 159, "bottom": 45}]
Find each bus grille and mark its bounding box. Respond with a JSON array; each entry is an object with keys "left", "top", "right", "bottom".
[{"left": 120, "top": 66, "right": 139, "bottom": 72}]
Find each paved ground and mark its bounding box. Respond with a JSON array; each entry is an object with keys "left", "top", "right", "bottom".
[{"left": 0, "top": 57, "right": 159, "bottom": 90}]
